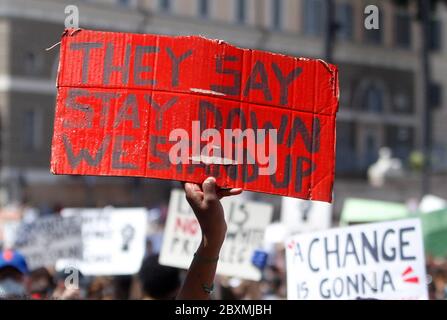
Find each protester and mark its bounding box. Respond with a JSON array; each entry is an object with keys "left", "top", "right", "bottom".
[
  {"left": 29, "top": 267, "right": 55, "bottom": 299},
  {"left": 176, "top": 177, "right": 242, "bottom": 299},
  {"left": 261, "top": 265, "right": 286, "bottom": 300},
  {"left": 85, "top": 276, "right": 114, "bottom": 300},
  {"left": 138, "top": 254, "right": 181, "bottom": 300},
  {"left": 52, "top": 267, "right": 86, "bottom": 300},
  {"left": 0, "top": 249, "right": 29, "bottom": 299}
]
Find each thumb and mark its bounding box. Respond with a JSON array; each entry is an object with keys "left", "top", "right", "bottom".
[{"left": 202, "top": 177, "right": 217, "bottom": 201}]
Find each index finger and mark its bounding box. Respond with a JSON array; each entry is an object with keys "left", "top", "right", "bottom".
[{"left": 217, "top": 188, "right": 243, "bottom": 199}]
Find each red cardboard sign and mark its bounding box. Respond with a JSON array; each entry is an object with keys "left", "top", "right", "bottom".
[{"left": 51, "top": 29, "right": 339, "bottom": 202}]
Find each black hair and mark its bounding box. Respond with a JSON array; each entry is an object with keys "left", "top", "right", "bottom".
[{"left": 138, "top": 254, "right": 180, "bottom": 300}]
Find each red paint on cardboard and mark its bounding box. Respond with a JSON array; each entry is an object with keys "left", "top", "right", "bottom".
[{"left": 51, "top": 29, "right": 339, "bottom": 202}]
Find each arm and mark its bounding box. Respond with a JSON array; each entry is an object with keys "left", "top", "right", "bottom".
[{"left": 176, "top": 177, "right": 242, "bottom": 300}]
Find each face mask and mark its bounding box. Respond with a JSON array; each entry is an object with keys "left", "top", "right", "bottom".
[{"left": 0, "top": 279, "right": 26, "bottom": 298}]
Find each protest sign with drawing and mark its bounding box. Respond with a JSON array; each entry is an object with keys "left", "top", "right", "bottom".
[
  {"left": 159, "top": 189, "right": 273, "bottom": 281},
  {"left": 58, "top": 207, "right": 148, "bottom": 275},
  {"left": 50, "top": 29, "right": 339, "bottom": 202},
  {"left": 4, "top": 215, "right": 83, "bottom": 270},
  {"left": 281, "top": 196, "right": 332, "bottom": 234},
  {"left": 285, "top": 219, "right": 428, "bottom": 300}
]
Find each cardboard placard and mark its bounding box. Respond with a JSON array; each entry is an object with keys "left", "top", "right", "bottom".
[
  {"left": 4, "top": 216, "right": 83, "bottom": 270},
  {"left": 51, "top": 29, "right": 339, "bottom": 202},
  {"left": 159, "top": 189, "right": 273, "bottom": 281},
  {"left": 285, "top": 219, "right": 428, "bottom": 300},
  {"left": 57, "top": 207, "right": 148, "bottom": 275}
]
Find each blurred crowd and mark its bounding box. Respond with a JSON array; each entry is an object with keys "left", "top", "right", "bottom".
[
  {"left": 0, "top": 202, "right": 446, "bottom": 300},
  {"left": 426, "top": 256, "right": 447, "bottom": 300}
]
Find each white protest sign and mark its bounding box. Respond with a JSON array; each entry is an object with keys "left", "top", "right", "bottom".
[
  {"left": 4, "top": 215, "right": 83, "bottom": 270},
  {"left": 1, "top": 221, "right": 21, "bottom": 249},
  {"left": 281, "top": 196, "right": 332, "bottom": 234},
  {"left": 58, "top": 207, "right": 148, "bottom": 275},
  {"left": 159, "top": 189, "right": 273, "bottom": 281},
  {"left": 285, "top": 219, "right": 428, "bottom": 300},
  {"left": 419, "top": 194, "right": 447, "bottom": 213}
]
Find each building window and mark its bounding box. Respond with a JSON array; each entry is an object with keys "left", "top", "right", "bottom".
[
  {"left": 385, "top": 125, "right": 414, "bottom": 163},
  {"left": 363, "top": 130, "right": 379, "bottom": 168},
  {"left": 336, "top": 121, "right": 357, "bottom": 173},
  {"left": 363, "top": 85, "right": 384, "bottom": 113},
  {"left": 336, "top": 3, "right": 353, "bottom": 40},
  {"left": 364, "top": 8, "right": 382, "bottom": 44},
  {"left": 272, "top": 0, "right": 282, "bottom": 30},
  {"left": 430, "top": 19, "right": 442, "bottom": 51},
  {"left": 430, "top": 82, "right": 442, "bottom": 108},
  {"left": 303, "top": 0, "right": 325, "bottom": 36},
  {"left": 160, "top": 0, "right": 170, "bottom": 11},
  {"left": 24, "top": 52, "right": 41, "bottom": 75},
  {"left": 23, "top": 110, "right": 41, "bottom": 151},
  {"left": 394, "top": 12, "right": 412, "bottom": 48},
  {"left": 199, "top": 0, "right": 209, "bottom": 18},
  {"left": 392, "top": 92, "right": 412, "bottom": 114},
  {"left": 236, "top": 0, "right": 246, "bottom": 24},
  {"left": 118, "top": 0, "right": 131, "bottom": 6}
]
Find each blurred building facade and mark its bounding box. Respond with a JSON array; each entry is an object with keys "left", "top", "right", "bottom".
[{"left": 0, "top": 0, "right": 446, "bottom": 216}]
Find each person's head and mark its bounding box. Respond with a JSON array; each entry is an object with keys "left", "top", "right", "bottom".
[
  {"left": 52, "top": 267, "right": 88, "bottom": 300},
  {"left": 86, "top": 276, "right": 114, "bottom": 300},
  {"left": 29, "top": 267, "right": 55, "bottom": 299},
  {"left": 138, "top": 254, "right": 180, "bottom": 300},
  {"left": 0, "top": 250, "right": 29, "bottom": 299}
]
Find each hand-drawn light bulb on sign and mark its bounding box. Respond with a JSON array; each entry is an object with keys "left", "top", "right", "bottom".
[
  {"left": 299, "top": 200, "right": 312, "bottom": 222},
  {"left": 121, "top": 224, "right": 135, "bottom": 252},
  {"left": 281, "top": 196, "right": 333, "bottom": 234}
]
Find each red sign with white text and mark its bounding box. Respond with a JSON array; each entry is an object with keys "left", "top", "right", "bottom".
[{"left": 51, "top": 29, "right": 339, "bottom": 202}]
